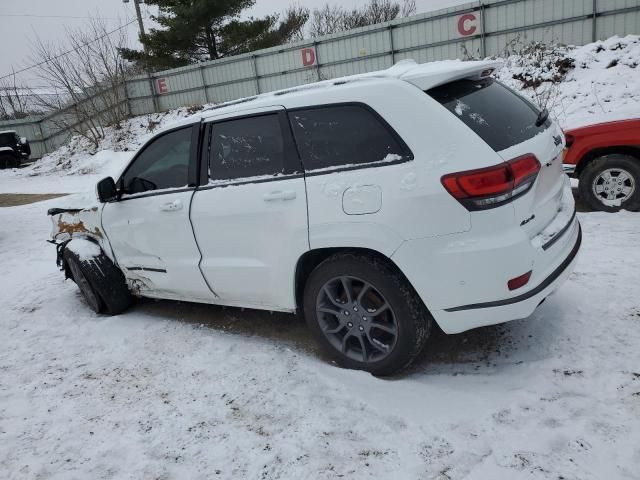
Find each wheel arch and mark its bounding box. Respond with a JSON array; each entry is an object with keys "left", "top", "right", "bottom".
[
  {"left": 575, "top": 145, "right": 640, "bottom": 177},
  {"left": 294, "top": 246, "right": 420, "bottom": 313}
]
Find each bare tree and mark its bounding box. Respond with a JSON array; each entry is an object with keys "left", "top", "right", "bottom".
[
  {"left": 309, "top": 0, "right": 416, "bottom": 37},
  {"left": 284, "top": 5, "right": 311, "bottom": 42},
  {"left": 308, "top": 5, "right": 346, "bottom": 38},
  {"left": 400, "top": 0, "right": 417, "bottom": 17},
  {"left": 30, "top": 18, "right": 130, "bottom": 148},
  {"left": 0, "top": 72, "right": 34, "bottom": 120}
]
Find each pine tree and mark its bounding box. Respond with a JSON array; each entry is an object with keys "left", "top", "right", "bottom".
[{"left": 120, "top": 0, "right": 309, "bottom": 71}]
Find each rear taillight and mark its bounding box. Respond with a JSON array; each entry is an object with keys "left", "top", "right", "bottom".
[{"left": 441, "top": 154, "right": 540, "bottom": 211}]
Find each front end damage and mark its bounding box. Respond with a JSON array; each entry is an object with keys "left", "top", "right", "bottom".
[{"left": 48, "top": 205, "right": 109, "bottom": 276}]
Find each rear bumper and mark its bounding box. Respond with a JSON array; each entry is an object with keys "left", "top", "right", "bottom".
[
  {"left": 431, "top": 218, "right": 580, "bottom": 333},
  {"left": 392, "top": 179, "right": 580, "bottom": 334}
]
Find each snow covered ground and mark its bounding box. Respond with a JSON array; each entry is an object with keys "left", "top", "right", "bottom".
[
  {"left": 1, "top": 35, "right": 640, "bottom": 479},
  {"left": 1, "top": 185, "right": 639, "bottom": 479}
]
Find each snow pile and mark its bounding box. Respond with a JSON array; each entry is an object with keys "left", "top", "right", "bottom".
[
  {"left": 25, "top": 105, "right": 209, "bottom": 179},
  {"left": 497, "top": 35, "right": 640, "bottom": 129},
  {"left": 498, "top": 42, "right": 575, "bottom": 88}
]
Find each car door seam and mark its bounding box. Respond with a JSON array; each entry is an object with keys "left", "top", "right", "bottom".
[
  {"left": 99, "top": 203, "right": 120, "bottom": 267},
  {"left": 188, "top": 189, "right": 219, "bottom": 298}
]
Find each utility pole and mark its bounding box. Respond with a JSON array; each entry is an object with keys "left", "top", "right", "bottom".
[
  {"left": 124, "top": 0, "right": 147, "bottom": 52},
  {"left": 124, "top": 0, "right": 157, "bottom": 112}
]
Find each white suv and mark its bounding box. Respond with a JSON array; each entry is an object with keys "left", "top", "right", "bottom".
[{"left": 50, "top": 60, "right": 581, "bottom": 375}]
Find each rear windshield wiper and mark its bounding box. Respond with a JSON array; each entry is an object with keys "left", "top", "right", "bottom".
[{"left": 535, "top": 108, "right": 549, "bottom": 127}]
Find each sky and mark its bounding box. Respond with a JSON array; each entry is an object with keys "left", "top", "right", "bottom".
[{"left": 0, "top": 0, "right": 469, "bottom": 87}]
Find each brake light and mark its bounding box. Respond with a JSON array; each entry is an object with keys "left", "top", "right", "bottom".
[{"left": 441, "top": 154, "right": 540, "bottom": 210}]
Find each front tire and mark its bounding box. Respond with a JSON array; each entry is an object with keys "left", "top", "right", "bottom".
[
  {"left": 64, "top": 247, "right": 132, "bottom": 315},
  {"left": 66, "top": 251, "right": 104, "bottom": 313},
  {"left": 303, "top": 252, "right": 432, "bottom": 376},
  {"left": 578, "top": 154, "right": 640, "bottom": 212}
]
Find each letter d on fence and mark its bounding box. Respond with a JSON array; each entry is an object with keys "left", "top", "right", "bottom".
[{"left": 301, "top": 47, "right": 317, "bottom": 67}]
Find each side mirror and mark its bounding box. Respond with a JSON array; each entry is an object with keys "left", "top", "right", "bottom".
[
  {"left": 97, "top": 177, "right": 118, "bottom": 203},
  {"left": 19, "top": 137, "right": 27, "bottom": 145}
]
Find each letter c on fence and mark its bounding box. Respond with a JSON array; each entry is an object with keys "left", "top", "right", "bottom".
[
  {"left": 457, "top": 13, "right": 477, "bottom": 36},
  {"left": 301, "top": 48, "right": 317, "bottom": 67}
]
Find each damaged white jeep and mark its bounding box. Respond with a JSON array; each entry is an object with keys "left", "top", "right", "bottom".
[{"left": 49, "top": 60, "right": 580, "bottom": 375}]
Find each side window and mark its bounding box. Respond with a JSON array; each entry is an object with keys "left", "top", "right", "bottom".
[
  {"left": 288, "top": 105, "right": 410, "bottom": 171},
  {"left": 209, "top": 114, "right": 286, "bottom": 181},
  {"left": 121, "top": 127, "right": 192, "bottom": 194}
]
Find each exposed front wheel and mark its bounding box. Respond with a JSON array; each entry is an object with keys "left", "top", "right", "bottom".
[
  {"left": 578, "top": 155, "right": 640, "bottom": 212},
  {"left": 303, "top": 252, "right": 432, "bottom": 376},
  {"left": 65, "top": 251, "right": 104, "bottom": 313},
  {"left": 63, "top": 245, "right": 132, "bottom": 315}
]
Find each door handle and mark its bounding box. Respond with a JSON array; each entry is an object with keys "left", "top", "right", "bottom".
[
  {"left": 263, "top": 190, "right": 296, "bottom": 202},
  {"left": 160, "top": 200, "right": 183, "bottom": 212}
]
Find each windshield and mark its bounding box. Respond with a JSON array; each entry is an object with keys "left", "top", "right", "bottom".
[{"left": 427, "top": 78, "right": 551, "bottom": 152}]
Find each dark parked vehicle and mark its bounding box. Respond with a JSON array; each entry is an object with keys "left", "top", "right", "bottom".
[{"left": 0, "top": 130, "right": 31, "bottom": 169}]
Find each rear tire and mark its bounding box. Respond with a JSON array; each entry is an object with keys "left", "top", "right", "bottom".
[
  {"left": 64, "top": 247, "right": 132, "bottom": 315},
  {"left": 578, "top": 154, "right": 640, "bottom": 212},
  {"left": 303, "top": 252, "right": 432, "bottom": 376}
]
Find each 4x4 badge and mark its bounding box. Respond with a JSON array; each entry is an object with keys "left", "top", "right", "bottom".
[{"left": 553, "top": 135, "right": 563, "bottom": 146}]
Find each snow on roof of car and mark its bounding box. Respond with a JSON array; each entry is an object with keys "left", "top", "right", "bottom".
[
  {"left": 0, "top": 130, "right": 17, "bottom": 135},
  {"left": 162, "top": 59, "right": 503, "bottom": 132}
]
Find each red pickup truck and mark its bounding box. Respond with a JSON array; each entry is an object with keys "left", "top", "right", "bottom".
[{"left": 563, "top": 119, "right": 640, "bottom": 212}]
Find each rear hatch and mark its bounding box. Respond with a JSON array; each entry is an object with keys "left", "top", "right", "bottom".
[{"left": 427, "top": 78, "right": 566, "bottom": 238}]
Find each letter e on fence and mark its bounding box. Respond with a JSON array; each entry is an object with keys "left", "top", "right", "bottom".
[
  {"left": 457, "top": 13, "right": 478, "bottom": 37},
  {"left": 156, "top": 78, "right": 169, "bottom": 94},
  {"left": 301, "top": 47, "right": 317, "bottom": 67}
]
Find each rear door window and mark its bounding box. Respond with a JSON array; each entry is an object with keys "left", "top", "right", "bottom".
[
  {"left": 427, "top": 78, "right": 550, "bottom": 152},
  {"left": 288, "top": 104, "right": 411, "bottom": 171}
]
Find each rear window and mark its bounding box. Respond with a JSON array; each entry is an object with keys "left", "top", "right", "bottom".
[
  {"left": 427, "top": 78, "right": 550, "bottom": 152},
  {"left": 288, "top": 105, "right": 411, "bottom": 171}
]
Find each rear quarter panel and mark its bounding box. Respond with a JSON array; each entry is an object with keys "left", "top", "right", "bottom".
[{"left": 284, "top": 79, "right": 505, "bottom": 252}]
